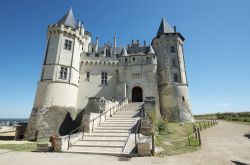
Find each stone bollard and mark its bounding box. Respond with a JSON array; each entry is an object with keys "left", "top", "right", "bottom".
[{"left": 137, "top": 135, "right": 152, "bottom": 156}]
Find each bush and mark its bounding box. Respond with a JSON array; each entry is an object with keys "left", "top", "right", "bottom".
[{"left": 157, "top": 119, "right": 168, "bottom": 133}]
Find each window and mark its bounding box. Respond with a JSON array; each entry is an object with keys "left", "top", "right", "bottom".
[
  {"left": 59, "top": 67, "right": 68, "bottom": 80},
  {"left": 173, "top": 73, "right": 179, "bottom": 82},
  {"left": 106, "top": 49, "right": 111, "bottom": 57},
  {"left": 182, "top": 96, "right": 185, "bottom": 102},
  {"left": 101, "top": 72, "right": 107, "bottom": 85},
  {"left": 64, "top": 39, "right": 72, "bottom": 50},
  {"left": 133, "top": 57, "right": 135, "bottom": 61},
  {"left": 172, "top": 59, "right": 177, "bottom": 67},
  {"left": 86, "top": 72, "right": 90, "bottom": 81},
  {"left": 95, "top": 54, "right": 99, "bottom": 57},
  {"left": 170, "top": 46, "right": 175, "bottom": 53},
  {"left": 125, "top": 58, "right": 127, "bottom": 62}
]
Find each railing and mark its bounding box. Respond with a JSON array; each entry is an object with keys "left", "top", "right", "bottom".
[
  {"left": 89, "top": 99, "right": 128, "bottom": 132},
  {"left": 67, "top": 98, "right": 128, "bottom": 150},
  {"left": 122, "top": 105, "right": 144, "bottom": 153}
]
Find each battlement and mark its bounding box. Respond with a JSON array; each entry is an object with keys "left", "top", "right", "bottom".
[{"left": 47, "top": 24, "right": 89, "bottom": 44}]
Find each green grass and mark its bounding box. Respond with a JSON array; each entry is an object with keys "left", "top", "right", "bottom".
[
  {"left": 155, "top": 122, "right": 200, "bottom": 156},
  {"left": 0, "top": 142, "right": 37, "bottom": 152},
  {"left": 0, "top": 138, "right": 49, "bottom": 152}
]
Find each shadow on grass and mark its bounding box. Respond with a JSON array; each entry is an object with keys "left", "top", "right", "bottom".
[
  {"left": 231, "top": 160, "right": 249, "bottom": 165},
  {"left": 0, "top": 136, "right": 15, "bottom": 140}
]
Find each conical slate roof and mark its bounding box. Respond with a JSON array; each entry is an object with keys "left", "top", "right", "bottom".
[
  {"left": 57, "top": 8, "right": 77, "bottom": 28},
  {"left": 156, "top": 17, "right": 174, "bottom": 37},
  {"left": 121, "top": 46, "right": 128, "bottom": 56},
  {"left": 148, "top": 45, "right": 155, "bottom": 54}
]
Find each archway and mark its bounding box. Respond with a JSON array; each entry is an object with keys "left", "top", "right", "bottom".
[{"left": 132, "top": 86, "right": 143, "bottom": 102}]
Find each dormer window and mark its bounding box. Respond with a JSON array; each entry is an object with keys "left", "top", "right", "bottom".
[
  {"left": 106, "top": 48, "right": 111, "bottom": 57},
  {"left": 64, "top": 39, "right": 72, "bottom": 50}
]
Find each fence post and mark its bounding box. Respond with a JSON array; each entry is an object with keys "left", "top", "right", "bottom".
[
  {"left": 208, "top": 121, "right": 210, "bottom": 128},
  {"left": 199, "top": 122, "right": 202, "bottom": 131},
  {"left": 92, "top": 121, "right": 94, "bottom": 132},
  {"left": 203, "top": 121, "right": 206, "bottom": 129},
  {"left": 82, "top": 126, "right": 84, "bottom": 140},
  {"left": 151, "top": 132, "right": 155, "bottom": 156},
  {"left": 193, "top": 125, "right": 197, "bottom": 139},
  {"left": 197, "top": 128, "right": 201, "bottom": 145}
]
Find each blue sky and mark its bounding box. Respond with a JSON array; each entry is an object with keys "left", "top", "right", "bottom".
[{"left": 0, "top": 0, "right": 250, "bottom": 118}]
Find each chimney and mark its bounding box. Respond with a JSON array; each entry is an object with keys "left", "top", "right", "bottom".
[
  {"left": 77, "top": 20, "right": 81, "bottom": 30},
  {"left": 143, "top": 40, "right": 146, "bottom": 46},
  {"left": 95, "top": 37, "right": 99, "bottom": 52},
  {"left": 113, "top": 36, "right": 116, "bottom": 48},
  {"left": 174, "top": 26, "right": 177, "bottom": 33}
]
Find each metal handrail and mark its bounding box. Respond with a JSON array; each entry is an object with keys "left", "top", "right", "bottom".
[
  {"left": 121, "top": 118, "right": 139, "bottom": 152},
  {"left": 121, "top": 106, "right": 143, "bottom": 152}
]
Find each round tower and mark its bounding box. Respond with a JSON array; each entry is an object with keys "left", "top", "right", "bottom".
[
  {"left": 25, "top": 9, "right": 91, "bottom": 138},
  {"left": 152, "top": 18, "right": 194, "bottom": 122}
]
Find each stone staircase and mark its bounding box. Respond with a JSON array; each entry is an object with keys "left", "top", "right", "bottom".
[{"left": 67, "top": 102, "right": 142, "bottom": 155}]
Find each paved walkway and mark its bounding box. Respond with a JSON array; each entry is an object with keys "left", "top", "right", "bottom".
[{"left": 0, "top": 121, "right": 249, "bottom": 165}]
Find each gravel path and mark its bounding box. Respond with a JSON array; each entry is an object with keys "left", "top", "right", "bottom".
[{"left": 0, "top": 121, "right": 249, "bottom": 165}]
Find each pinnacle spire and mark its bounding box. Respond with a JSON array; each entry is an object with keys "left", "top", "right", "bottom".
[
  {"left": 121, "top": 46, "right": 128, "bottom": 56},
  {"left": 57, "top": 8, "right": 77, "bottom": 28},
  {"left": 156, "top": 17, "right": 174, "bottom": 37},
  {"left": 148, "top": 44, "right": 155, "bottom": 54}
]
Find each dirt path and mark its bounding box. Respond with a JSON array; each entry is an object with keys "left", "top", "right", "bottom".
[{"left": 0, "top": 121, "right": 249, "bottom": 165}]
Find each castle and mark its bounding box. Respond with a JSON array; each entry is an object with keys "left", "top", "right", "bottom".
[{"left": 25, "top": 9, "right": 194, "bottom": 138}]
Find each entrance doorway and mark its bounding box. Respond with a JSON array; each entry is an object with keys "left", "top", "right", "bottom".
[{"left": 132, "top": 86, "right": 143, "bottom": 102}]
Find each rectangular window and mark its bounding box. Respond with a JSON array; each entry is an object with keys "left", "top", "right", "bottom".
[
  {"left": 64, "top": 39, "right": 72, "bottom": 50},
  {"left": 95, "top": 54, "right": 100, "bottom": 57},
  {"left": 86, "top": 72, "right": 90, "bottom": 81},
  {"left": 59, "top": 67, "right": 68, "bottom": 80},
  {"left": 101, "top": 72, "right": 107, "bottom": 85},
  {"left": 170, "top": 46, "right": 175, "bottom": 53},
  {"left": 174, "top": 73, "right": 179, "bottom": 82},
  {"left": 172, "top": 59, "right": 177, "bottom": 67}
]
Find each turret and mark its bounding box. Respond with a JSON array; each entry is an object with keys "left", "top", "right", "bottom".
[
  {"left": 25, "top": 9, "right": 90, "bottom": 139},
  {"left": 152, "top": 17, "right": 194, "bottom": 122}
]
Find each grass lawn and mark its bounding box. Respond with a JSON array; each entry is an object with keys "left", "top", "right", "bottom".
[
  {"left": 155, "top": 122, "right": 200, "bottom": 156},
  {"left": 0, "top": 142, "right": 37, "bottom": 152},
  {"left": 0, "top": 138, "right": 49, "bottom": 152}
]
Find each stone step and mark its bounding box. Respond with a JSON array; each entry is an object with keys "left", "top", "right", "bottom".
[
  {"left": 107, "top": 118, "right": 135, "bottom": 121},
  {"left": 73, "top": 141, "right": 125, "bottom": 147},
  {"left": 99, "top": 124, "right": 133, "bottom": 127},
  {"left": 95, "top": 126, "right": 131, "bottom": 130},
  {"left": 84, "top": 132, "right": 129, "bottom": 137},
  {"left": 93, "top": 130, "right": 129, "bottom": 133},
  {"left": 67, "top": 146, "right": 123, "bottom": 155},
  {"left": 79, "top": 137, "right": 127, "bottom": 141}
]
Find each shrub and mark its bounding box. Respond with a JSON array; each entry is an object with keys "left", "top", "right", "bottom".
[{"left": 157, "top": 119, "right": 168, "bottom": 133}]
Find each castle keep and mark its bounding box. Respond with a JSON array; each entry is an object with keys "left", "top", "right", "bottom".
[{"left": 25, "top": 9, "right": 194, "bottom": 138}]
